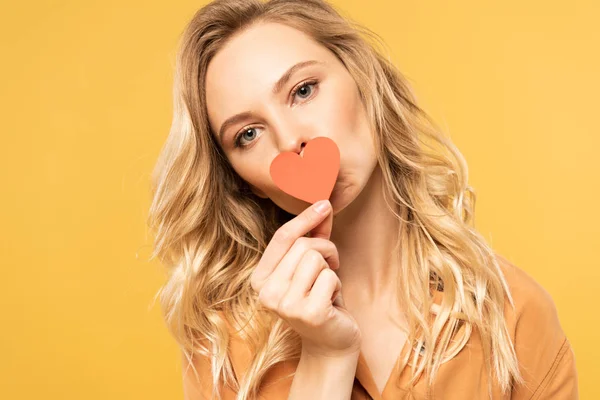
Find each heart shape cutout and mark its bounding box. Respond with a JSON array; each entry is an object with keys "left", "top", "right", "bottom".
[{"left": 270, "top": 136, "right": 340, "bottom": 204}]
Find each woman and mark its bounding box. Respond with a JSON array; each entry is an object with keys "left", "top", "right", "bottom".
[{"left": 147, "top": 0, "right": 578, "bottom": 399}]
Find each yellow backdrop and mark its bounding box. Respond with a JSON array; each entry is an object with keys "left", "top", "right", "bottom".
[{"left": 1, "top": 0, "right": 596, "bottom": 398}]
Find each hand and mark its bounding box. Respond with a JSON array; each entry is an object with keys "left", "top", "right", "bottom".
[{"left": 250, "top": 200, "right": 362, "bottom": 358}]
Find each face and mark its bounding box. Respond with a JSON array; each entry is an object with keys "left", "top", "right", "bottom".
[{"left": 205, "top": 22, "right": 377, "bottom": 216}]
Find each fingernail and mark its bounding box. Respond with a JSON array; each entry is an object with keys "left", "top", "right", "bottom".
[{"left": 314, "top": 200, "right": 330, "bottom": 214}]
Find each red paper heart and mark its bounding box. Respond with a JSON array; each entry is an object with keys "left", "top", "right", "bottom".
[{"left": 270, "top": 136, "right": 340, "bottom": 204}]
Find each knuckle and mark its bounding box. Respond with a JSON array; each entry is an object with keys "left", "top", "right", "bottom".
[
  {"left": 295, "top": 236, "right": 310, "bottom": 249},
  {"left": 293, "top": 237, "right": 311, "bottom": 255},
  {"left": 273, "top": 228, "right": 292, "bottom": 244},
  {"left": 323, "top": 267, "right": 337, "bottom": 279},
  {"left": 258, "top": 286, "right": 278, "bottom": 309},
  {"left": 331, "top": 269, "right": 342, "bottom": 287},
  {"left": 329, "top": 241, "right": 339, "bottom": 255},
  {"left": 304, "top": 249, "right": 322, "bottom": 264},
  {"left": 319, "top": 267, "right": 333, "bottom": 280},
  {"left": 323, "top": 240, "right": 339, "bottom": 262}
]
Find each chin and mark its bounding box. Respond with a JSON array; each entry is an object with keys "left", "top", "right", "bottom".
[{"left": 329, "top": 181, "right": 354, "bottom": 216}]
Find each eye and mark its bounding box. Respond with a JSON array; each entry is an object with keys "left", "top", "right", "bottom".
[
  {"left": 233, "top": 126, "right": 262, "bottom": 149},
  {"left": 291, "top": 79, "right": 319, "bottom": 104}
]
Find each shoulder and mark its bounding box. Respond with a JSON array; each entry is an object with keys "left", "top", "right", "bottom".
[
  {"left": 495, "top": 253, "right": 563, "bottom": 332},
  {"left": 494, "top": 253, "right": 579, "bottom": 398},
  {"left": 181, "top": 311, "right": 252, "bottom": 400},
  {"left": 182, "top": 311, "right": 298, "bottom": 399}
]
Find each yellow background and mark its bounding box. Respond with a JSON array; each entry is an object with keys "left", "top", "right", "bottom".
[{"left": 1, "top": 0, "right": 597, "bottom": 398}]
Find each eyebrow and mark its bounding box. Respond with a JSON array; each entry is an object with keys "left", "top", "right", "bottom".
[{"left": 217, "top": 59, "right": 325, "bottom": 143}]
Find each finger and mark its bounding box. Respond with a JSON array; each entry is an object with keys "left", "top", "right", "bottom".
[
  {"left": 267, "top": 237, "right": 339, "bottom": 286},
  {"left": 251, "top": 200, "right": 332, "bottom": 292},
  {"left": 308, "top": 267, "right": 342, "bottom": 306},
  {"left": 258, "top": 237, "right": 339, "bottom": 308},
  {"left": 285, "top": 249, "right": 328, "bottom": 301},
  {"left": 257, "top": 278, "right": 291, "bottom": 312},
  {"left": 308, "top": 200, "right": 333, "bottom": 240},
  {"left": 332, "top": 291, "right": 345, "bottom": 308}
]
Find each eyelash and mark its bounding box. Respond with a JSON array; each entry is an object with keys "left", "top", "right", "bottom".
[{"left": 233, "top": 79, "right": 320, "bottom": 149}]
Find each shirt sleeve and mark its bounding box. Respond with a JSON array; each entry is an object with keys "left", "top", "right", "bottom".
[
  {"left": 528, "top": 337, "right": 579, "bottom": 399},
  {"left": 509, "top": 276, "right": 579, "bottom": 399}
]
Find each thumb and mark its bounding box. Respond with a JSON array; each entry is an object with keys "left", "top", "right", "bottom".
[{"left": 308, "top": 200, "right": 333, "bottom": 240}]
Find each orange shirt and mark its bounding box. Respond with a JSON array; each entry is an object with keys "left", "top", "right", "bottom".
[{"left": 182, "top": 255, "right": 579, "bottom": 399}]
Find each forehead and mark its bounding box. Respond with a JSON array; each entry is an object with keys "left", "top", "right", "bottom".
[{"left": 205, "top": 22, "right": 333, "bottom": 134}]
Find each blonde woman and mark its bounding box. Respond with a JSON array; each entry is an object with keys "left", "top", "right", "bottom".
[{"left": 147, "top": 0, "right": 578, "bottom": 399}]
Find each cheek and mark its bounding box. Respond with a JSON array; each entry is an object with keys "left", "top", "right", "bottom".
[
  {"left": 325, "top": 82, "right": 363, "bottom": 137},
  {"left": 230, "top": 159, "right": 263, "bottom": 187},
  {"left": 231, "top": 157, "right": 280, "bottom": 197}
]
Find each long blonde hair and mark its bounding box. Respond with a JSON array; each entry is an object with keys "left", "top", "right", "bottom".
[{"left": 147, "top": 0, "right": 523, "bottom": 398}]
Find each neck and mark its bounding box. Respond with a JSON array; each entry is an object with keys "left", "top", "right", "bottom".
[{"left": 330, "top": 164, "right": 402, "bottom": 307}]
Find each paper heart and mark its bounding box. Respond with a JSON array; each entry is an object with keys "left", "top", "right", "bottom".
[{"left": 270, "top": 136, "right": 340, "bottom": 204}]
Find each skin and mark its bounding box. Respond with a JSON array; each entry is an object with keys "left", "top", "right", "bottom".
[{"left": 205, "top": 22, "right": 408, "bottom": 392}]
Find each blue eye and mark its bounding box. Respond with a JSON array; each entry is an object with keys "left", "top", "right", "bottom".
[
  {"left": 291, "top": 79, "right": 318, "bottom": 101},
  {"left": 233, "top": 126, "right": 261, "bottom": 148}
]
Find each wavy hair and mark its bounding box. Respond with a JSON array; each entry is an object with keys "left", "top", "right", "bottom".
[{"left": 147, "top": 0, "right": 524, "bottom": 398}]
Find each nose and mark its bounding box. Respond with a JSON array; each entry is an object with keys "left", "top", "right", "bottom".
[
  {"left": 275, "top": 126, "right": 311, "bottom": 157},
  {"left": 268, "top": 107, "right": 314, "bottom": 156},
  {"left": 299, "top": 143, "right": 307, "bottom": 157},
  {"left": 279, "top": 133, "right": 310, "bottom": 156}
]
